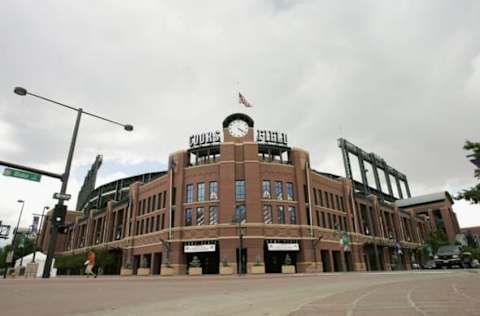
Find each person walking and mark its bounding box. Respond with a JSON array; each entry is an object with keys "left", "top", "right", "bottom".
[{"left": 84, "top": 250, "right": 97, "bottom": 278}]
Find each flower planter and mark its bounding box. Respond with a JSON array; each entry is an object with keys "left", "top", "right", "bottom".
[
  {"left": 281, "top": 265, "right": 295, "bottom": 274},
  {"left": 219, "top": 266, "right": 233, "bottom": 275},
  {"left": 137, "top": 267, "right": 151, "bottom": 276},
  {"left": 161, "top": 267, "right": 175, "bottom": 276},
  {"left": 251, "top": 266, "right": 265, "bottom": 274},
  {"left": 120, "top": 268, "right": 133, "bottom": 276},
  {"left": 189, "top": 267, "right": 202, "bottom": 276}
]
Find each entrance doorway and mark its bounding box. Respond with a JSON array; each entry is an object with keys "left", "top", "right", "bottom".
[
  {"left": 264, "top": 250, "right": 297, "bottom": 273},
  {"left": 344, "top": 252, "right": 353, "bottom": 271},
  {"left": 332, "top": 251, "right": 343, "bottom": 272},
  {"left": 186, "top": 250, "right": 219, "bottom": 274},
  {"left": 133, "top": 255, "right": 141, "bottom": 274},
  {"left": 236, "top": 248, "right": 247, "bottom": 274},
  {"left": 364, "top": 244, "right": 384, "bottom": 271},
  {"left": 321, "top": 250, "right": 332, "bottom": 272},
  {"left": 153, "top": 252, "right": 162, "bottom": 275}
]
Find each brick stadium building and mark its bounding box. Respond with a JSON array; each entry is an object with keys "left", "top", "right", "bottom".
[{"left": 38, "top": 113, "right": 460, "bottom": 275}]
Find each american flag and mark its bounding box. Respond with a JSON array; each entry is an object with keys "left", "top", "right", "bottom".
[{"left": 239, "top": 92, "right": 253, "bottom": 107}]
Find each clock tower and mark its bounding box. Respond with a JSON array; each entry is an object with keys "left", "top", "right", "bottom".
[{"left": 222, "top": 113, "right": 255, "bottom": 143}]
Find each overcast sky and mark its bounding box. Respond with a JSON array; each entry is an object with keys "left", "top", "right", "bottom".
[{"left": 1, "top": 1, "right": 479, "bottom": 246}]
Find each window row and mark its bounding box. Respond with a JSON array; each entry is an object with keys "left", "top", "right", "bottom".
[
  {"left": 313, "top": 188, "right": 345, "bottom": 212},
  {"left": 184, "top": 206, "right": 218, "bottom": 226},
  {"left": 315, "top": 209, "right": 348, "bottom": 231},
  {"left": 138, "top": 190, "right": 167, "bottom": 216},
  {"left": 135, "top": 213, "right": 166, "bottom": 235},
  {"left": 262, "top": 180, "right": 295, "bottom": 201},
  {"left": 185, "top": 181, "right": 218, "bottom": 203},
  {"left": 262, "top": 205, "right": 297, "bottom": 224}
]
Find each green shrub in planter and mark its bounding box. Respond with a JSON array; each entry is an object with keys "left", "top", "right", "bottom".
[
  {"left": 222, "top": 257, "right": 229, "bottom": 267},
  {"left": 284, "top": 254, "right": 292, "bottom": 266},
  {"left": 190, "top": 256, "right": 201, "bottom": 268},
  {"left": 254, "top": 255, "right": 263, "bottom": 266}
]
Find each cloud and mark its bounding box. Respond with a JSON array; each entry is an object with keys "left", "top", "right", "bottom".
[{"left": 0, "top": 0, "right": 479, "bottom": 240}]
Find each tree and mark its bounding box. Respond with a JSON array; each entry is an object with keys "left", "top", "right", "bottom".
[
  {"left": 456, "top": 140, "right": 480, "bottom": 204},
  {"left": 424, "top": 230, "right": 449, "bottom": 255}
]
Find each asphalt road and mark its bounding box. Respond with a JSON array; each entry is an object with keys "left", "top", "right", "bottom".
[{"left": 0, "top": 270, "right": 479, "bottom": 316}]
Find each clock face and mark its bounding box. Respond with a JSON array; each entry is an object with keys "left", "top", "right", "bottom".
[{"left": 228, "top": 119, "right": 249, "bottom": 138}]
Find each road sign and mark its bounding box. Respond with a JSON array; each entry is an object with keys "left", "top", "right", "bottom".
[
  {"left": 53, "top": 192, "right": 71, "bottom": 201},
  {"left": 3, "top": 167, "right": 41, "bottom": 182}
]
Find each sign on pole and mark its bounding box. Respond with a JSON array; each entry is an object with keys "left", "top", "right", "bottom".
[
  {"left": 0, "top": 223, "right": 10, "bottom": 239},
  {"left": 53, "top": 192, "right": 71, "bottom": 201},
  {"left": 5, "top": 251, "right": 13, "bottom": 263},
  {"left": 3, "top": 167, "right": 41, "bottom": 182}
]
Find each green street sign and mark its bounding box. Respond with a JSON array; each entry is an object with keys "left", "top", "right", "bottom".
[{"left": 3, "top": 167, "right": 41, "bottom": 182}]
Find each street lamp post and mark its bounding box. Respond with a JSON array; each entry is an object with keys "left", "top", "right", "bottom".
[
  {"left": 32, "top": 206, "right": 48, "bottom": 263},
  {"left": 14, "top": 87, "right": 133, "bottom": 278},
  {"left": 232, "top": 211, "right": 245, "bottom": 276},
  {"left": 3, "top": 200, "right": 25, "bottom": 279}
]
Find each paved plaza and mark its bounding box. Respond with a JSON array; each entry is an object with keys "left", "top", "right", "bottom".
[{"left": 0, "top": 270, "right": 479, "bottom": 316}]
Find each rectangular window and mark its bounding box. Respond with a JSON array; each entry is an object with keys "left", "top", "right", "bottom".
[
  {"left": 152, "top": 195, "right": 157, "bottom": 211},
  {"left": 288, "top": 206, "right": 297, "bottom": 224},
  {"left": 335, "top": 195, "right": 340, "bottom": 211},
  {"left": 196, "top": 207, "right": 205, "bottom": 225},
  {"left": 185, "top": 184, "right": 193, "bottom": 203},
  {"left": 328, "top": 213, "right": 332, "bottom": 229},
  {"left": 156, "top": 215, "right": 160, "bottom": 231},
  {"left": 321, "top": 212, "right": 326, "bottom": 228},
  {"left": 235, "top": 204, "right": 246, "bottom": 223},
  {"left": 286, "top": 182, "right": 294, "bottom": 201},
  {"left": 262, "top": 180, "right": 271, "bottom": 199},
  {"left": 146, "top": 218, "right": 150, "bottom": 233},
  {"left": 235, "top": 180, "right": 246, "bottom": 200},
  {"left": 340, "top": 197, "right": 345, "bottom": 211},
  {"left": 277, "top": 206, "right": 285, "bottom": 224},
  {"left": 147, "top": 197, "right": 151, "bottom": 213},
  {"left": 163, "top": 190, "right": 167, "bottom": 208},
  {"left": 197, "top": 183, "right": 205, "bottom": 202},
  {"left": 319, "top": 190, "right": 324, "bottom": 206},
  {"left": 209, "top": 181, "right": 218, "bottom": 200},
  {"left": 330, "top": 193, "right": 335, "bottom": 209},
  {"left": 313, "top": 188, "right": 318, "bottom": 205},
  {"left": 263, "top": 205, "right": 273, "bottom": 224},
  {"left": 325, "top": 192, "right": 330, "bottom": 208},
  {"left": 150, "top": 217, "right": 155, "bottom": 232},
  {"left": 275, "top": 181, "right": 283, "bottom": 200},
  {"left": 304, "top": 185, "right": 309, "bottom": 203},
  {"left": 157, "top": 193, "right": 162, "bottom": 209},
  {"left": 161, "top": 213, "right": 165, "bottom": 229},
  {"left": 185, "top": 208, "right": 192, "bottom": 226},
  {"left": 209, "top": 207, "right": 218, "bottom": 225},
  {"left": 316, "top": 210, "right": 321, "bottom": 227},
  {"left": 142, "top": 199, "right": 146, "bottom": 214}
]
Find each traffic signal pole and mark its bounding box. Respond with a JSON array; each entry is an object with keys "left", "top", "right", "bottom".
[{"left": 42, "top": 109, "right": 82, "bottom": 278}]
